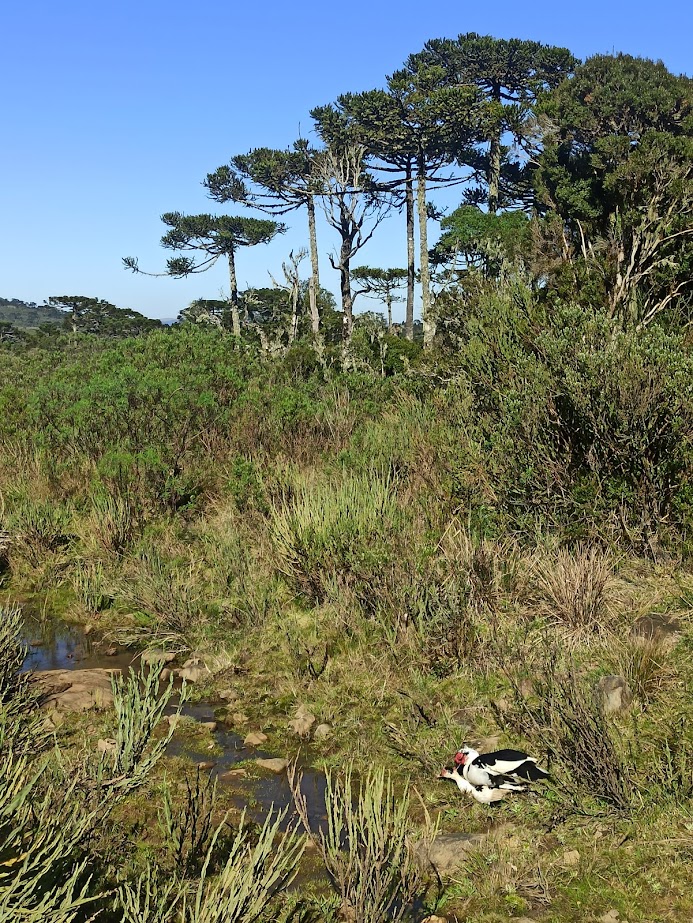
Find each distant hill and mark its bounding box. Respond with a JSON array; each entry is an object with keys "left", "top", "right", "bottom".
[{"left": 0, "top": 298, "right": 63, "bottom": 328}]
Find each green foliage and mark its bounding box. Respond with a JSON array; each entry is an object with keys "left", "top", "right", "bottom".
[
  {"left": 8, "top": 499, "right": 73, "bottom": 567},
  {"left": 536, "top": 54, "right": 693, "bottom": 323},
  {"left": 433, "top": 205, "right": 531, "bottom": 274},
  {"left": 48, "top": 295, "right": 163, "bottom": 337},
  {"left": 434, "top": 284, "right": 693, "bottom": 547},
  {"left": 271, "top": 474, "right": 403, "bottom": 609}
]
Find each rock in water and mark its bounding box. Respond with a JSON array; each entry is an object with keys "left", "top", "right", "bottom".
[
  {"left": 33, "top": 668, "right": 118, "bottom": 712},
  {"left": 244, "top": 730, "right": 268, "bottom": 747},
  {"left": 255, "top": 758, "right": 289, "bottom": 774}
]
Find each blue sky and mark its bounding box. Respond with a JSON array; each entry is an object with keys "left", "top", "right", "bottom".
[{"left": 2, "top": 0, "right": 691, "bottom": 322}]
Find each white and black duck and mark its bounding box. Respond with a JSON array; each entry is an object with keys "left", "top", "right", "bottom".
[
  {"left": 438, "top": 765, "right": 527, "bottom": 804},
  {"left": 455, "top": 746, "right": 549, "bottom": 788}
]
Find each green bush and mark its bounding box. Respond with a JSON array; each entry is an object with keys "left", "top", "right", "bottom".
[{"left": 271, "top": 474, "right": 403, "bottom": 610}]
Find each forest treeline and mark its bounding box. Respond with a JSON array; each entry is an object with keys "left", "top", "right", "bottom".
[
  {"left": 4, "top": 36, "right": 691, "bottom": 360},
  {"left": 112, "top": 36, "right": 692, "bottom": 360}
]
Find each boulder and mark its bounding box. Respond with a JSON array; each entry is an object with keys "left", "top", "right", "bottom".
[
  {"left": 34, "top": 668, "right": 118, "bottom": 712},
  {"left": 596, "top": 675, "right": 633, "bottom": 714},
  {"left": 631, "top": 614, "right": 681, "bottom": 648},
  {"left": 140, "top": 649, "right": 176, "bottom": 665},
  {"left": 255, "top": 757, "right": 289, "bottom": 774},
  {"left": 313, "top": 723, "right": 332, "bottom": 741},
  {"left": 218, "top": 768, "right": 248, "bottom": 782},
  {"left": 244, "top": 730, "right": 268, "bottom": 747},
  {"left": 179, "top": 662, "right": 210, "bottom": 683},
  {"left": 289, "top": 705, "right": 316, "bottom": 738}
]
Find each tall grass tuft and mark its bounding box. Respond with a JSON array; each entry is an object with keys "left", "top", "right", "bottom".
[
  {"left": 271, "top": 474, "right": 402, "bottom": 609},
  {"left": 616, "top": 636, "right": 671, "bottom": 705},
  {"left": 86, "top": 492, "right": 136, "bottom": 556},
  {"left": 534, "top": 545, "right": 616, "bottom": 633},
  {"left": 8, "top": 499, "right": 73, "bottom": 568},
  {"left": 71, "top": 560, "right": 112, "bottom": 613},
  {"left": 290, "top": 763, "right": 433, "bottom": 923},
  {"left": 123, "top": 546, "right": 207, "bottom": 649}
]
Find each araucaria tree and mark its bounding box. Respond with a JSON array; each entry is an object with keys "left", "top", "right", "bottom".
[
  {"left": 205, "top": 141, "right": 324, "bottom": 339},
  {"left": 351, "top": 267, "right": 407, "bottom": 331},
  {"left": 407, "top": 34, "right": 576, "bottom": 213},
  {"left": 314, "top": 72, "right": 484, "bottom": 346},
  {"left": 124, "top": 213, "right": 285, "bottom": 337}
]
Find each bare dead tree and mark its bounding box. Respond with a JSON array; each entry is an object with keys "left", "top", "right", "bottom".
[{"left": 316, "top": 144, "right": 393, "bottom": 366}]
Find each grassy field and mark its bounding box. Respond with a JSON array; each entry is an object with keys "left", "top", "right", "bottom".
[{"left": 1, "top": 311, "right": 692, "bottom": 921}]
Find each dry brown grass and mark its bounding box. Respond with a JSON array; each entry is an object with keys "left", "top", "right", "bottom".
[
  {"left": 614, "top": 636, "right": 676, "bottom": 706},
  {"left": 533, "top": 545, "right": 617, "bottom": 633}
]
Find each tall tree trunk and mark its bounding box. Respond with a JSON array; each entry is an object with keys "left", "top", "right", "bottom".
[
  {"left": 488, "top": 86, "right": 502, "bottom": 215},
  {"left": 386, "top": 290, "right": 392, "bottom": 332},
  {"left": 227, "top": 249, "right": 241, "bottom": 338},
  {"left": 289, "top": 283, "right": 300, "bottom": 346},
  {"left": 306, "top": 195, "right": 321, "bottom": 337},
  {"left": 405, "top": 160, "right": 415, "bottom": 341},
  {"left": 339, "top": 225, "right": 354, "bottom": 368},
  {"left": 417, "top": 154, "right": 434, "bottom": 349}
]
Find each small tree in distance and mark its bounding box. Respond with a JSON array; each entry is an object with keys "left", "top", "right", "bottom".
[
  {"left": 351, "top": 267, "right": 407, "bottom": 331},
  {"left": 124, "top": 213, "right": 285, "bottom": 338},
  {"left": 205, "top": 141, "right": 325, "bottom": 341}
]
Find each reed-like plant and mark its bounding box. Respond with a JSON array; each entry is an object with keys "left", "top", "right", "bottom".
[
  {"left": 159, "top": 769, "right": 218, "bottom": 877},
  {"left": 290, "top": 763, "right": 433, "bottom": 923},
  {"left": 87, "top": 492, "right": 136, "bottom": 555},
  {"left": 121, "top": 808, "right": 305, "bottom": 923},
  {"left": 123, "top": 546, "right": 207, "bottom": 647},
  {"left": 108, "top": 660, "right": 183, "bottom": 786},
  {"left": 71, "top": 560, "right": 112, "bottom": 613},
  {"left": 7, "top": 499, "right": 73, "bottom": 568}
]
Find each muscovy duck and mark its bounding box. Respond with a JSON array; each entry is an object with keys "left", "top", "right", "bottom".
[
  {"left": 438, "top": 765, "right": 527, "bottom": 804},
  {"left": 454, "top": 745, "right": 549, "bottom": 788}
]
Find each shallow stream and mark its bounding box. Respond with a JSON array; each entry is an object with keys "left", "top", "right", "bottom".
[{"left": 21, "top": 615, "right": 329, "bottom": 831}]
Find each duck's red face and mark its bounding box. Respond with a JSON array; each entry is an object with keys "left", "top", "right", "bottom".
[{"left": 453, "top": 750, "right": 466, "bottom": 766}]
